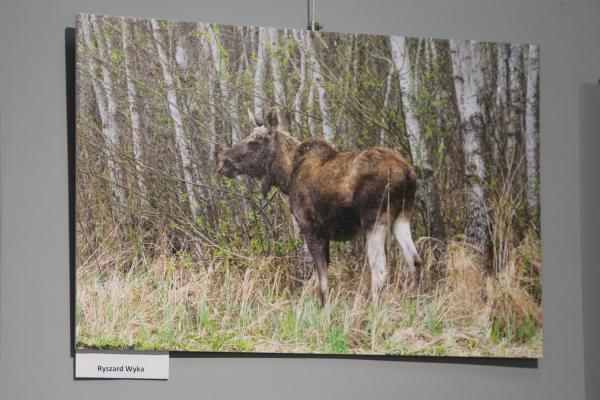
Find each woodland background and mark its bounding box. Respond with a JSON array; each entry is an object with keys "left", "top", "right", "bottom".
[{"left": 75, "top": 14, "right": 542, "bottom": 356}]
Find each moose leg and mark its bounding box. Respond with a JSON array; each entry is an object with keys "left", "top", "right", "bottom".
[
  {"left": 305, "top": 235, "right": 330, "bottom": 305},
  {"left": 392, "top": 214, "right": 422, "bottom": 281},
  {"left": 366, "top": 222, "right": 389, "bottom": 301}
]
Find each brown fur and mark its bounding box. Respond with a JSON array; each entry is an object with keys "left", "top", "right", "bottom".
[{"left": 217, "top": 108, "right": 421, "bottom": 304}]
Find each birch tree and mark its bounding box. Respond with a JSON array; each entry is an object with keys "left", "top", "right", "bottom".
[
  {"left": 450, "top": 40, "right": 488, "bottom": 249},
  {"left": 82, "top": 15, "right": 126, "bottom": 208},
  {"left": 508, "top": 44, "right": 524, "bottom": 161},
  {"left": 391, "top": 37, "right": 424, "bottom": 163},
  {"left": 174, "top": 25, "right": 196, "bottom": 118},
  {"left": 75, "top": 15, "right": 544, "bottom": 286},
  {"left": 198, "top": 26, "right": 218, "bottom": 162},
  {"left": 390, "top": 36, "right": 444, "bottom": 238},
  {"left": 207, "top": 25, "right": 242, "bottom": 143},
  {"left": 307, "top": 81, "right": 317, "bottom": 135},
  {"left": 379, "top": 68, "right": 393, "bottom": 146},
  {"left": 292, "top": 30, "right": 307, "bottom": 128},
  {"left": 253, "top": 26, "right": 268, "bottom": 120},
  {"left": 267, "top": 27, "right": 287, "bottom": 129},
  {"left": 306, "top": 32, "right": 334, "bottom": 142},
  {"left": 292, "top": 30, "right": 317, "bottom": 136},
  {"left": 121, "top": 17, "right": 146, "bottom": 197},
  {"left": 150, "top": 19, "right": 198, "bottom": 221},
  {"left": 495, "top": 44, "right": 509, "bottom": 160},
  {"left": 525, "top": 44, "right": 540, "bottom": 219}
]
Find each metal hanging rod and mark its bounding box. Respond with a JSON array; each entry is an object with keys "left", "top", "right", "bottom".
[{"left": 307, "top": 0, "right": 322, "bottom": 31}]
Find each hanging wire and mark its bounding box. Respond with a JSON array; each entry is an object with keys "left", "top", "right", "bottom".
[{"left": 307, "top": 0, "right": 321, "bottom": 31}]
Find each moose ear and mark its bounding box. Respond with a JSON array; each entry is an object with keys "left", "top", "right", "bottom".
[
  {"left": 247, "top": 108, "right": 264, "bottom": 127},
  {"left": 265, "top": 107, "right": 278, "bottom": 130}
]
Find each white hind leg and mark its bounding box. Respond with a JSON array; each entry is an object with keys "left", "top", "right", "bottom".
[
  {"left": 366, "top": 223, "right": 389, "bottom": 300},
  {"left": 392, "top": 215, "right": 422, "bottom": 280}
]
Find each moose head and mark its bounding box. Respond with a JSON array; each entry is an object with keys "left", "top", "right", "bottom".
[{"left": 216, "top": 107, "right": 298, "bottom": 196}]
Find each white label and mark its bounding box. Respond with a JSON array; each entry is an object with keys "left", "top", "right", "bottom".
[{"left": 75, "top": 351, "right": 169, "bottom": 380}]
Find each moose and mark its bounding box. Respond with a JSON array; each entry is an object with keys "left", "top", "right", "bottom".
[{"left": 217, "top": 108, "right": 422, "bottom": 304}]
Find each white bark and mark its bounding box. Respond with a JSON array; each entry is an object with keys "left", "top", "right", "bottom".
[
  {"left": 450, "top": 40, "right": 488, "bottom": 248},
  {"left": 379, "top": 68, "right": 393, "bottom": 146},
  {"left": 495, "top": 44, "right": 508, "bottom": 160},
  {"left": 391, "top": 37, "right": 443, "bottom": 237},
  {"left": 306, "top": 32, "right": 334, "bottom": 142},
  {"left": 175, "top": 39, "right": 188, "bottom": 71},
  {"left": 525, "top": 44, "right": 540, "bottom": 217},
  {"left": 253, "top": 26, "right": 268, "bottom": 121},
  {"left": 121, "top": 17, "right": 146, "bottom": 196},
  {"left": 207, "top": 25, "right": 242, "bottom": 143},
  {"left": 296, "top": 30, "right": 317, "bottom": 136},
  {"left": 90, "top": 16, "right": 120, "bottom": 149},
  {"left": 83, "top": 15, "right": 126, "bottom": 207},
  {"left": 239, "top": 27, "right": 250, "bottom": 69},
  {"left": 292, "top": 30, "right": 307, "bottom": 128},
  {"left": 307, "top": 80, "right": 317, "bottom": 136},
  {"left": 207, "top": 80, "right": 217, "bottom": 162},
  {"left": 151, "top": 19, "right": 198, "bottom": 220},
  {"left": 508, "top": 43, "right": 524, "bottom": 159},
  {"left": 390, "top": 36, "right": 429, "bottom": 169},
  {"left": 174, "top": 27, "right": 194, "bottom": 115},
  {"left": 80, "top": 16, "right": 108, "bottom": 133},
  {"left": 267, "top": 28, "right": 286, "bottom": 129},
  {"left": 198, "top": 29, "right": 218, "bottom": 162}
]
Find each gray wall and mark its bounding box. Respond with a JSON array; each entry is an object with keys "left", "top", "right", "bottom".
[
  {"left": 580, "top": 84, "right": 600, "bottom": 400},
  {"left": 1, "top": 0, "right": 599, "bottom": 399}
]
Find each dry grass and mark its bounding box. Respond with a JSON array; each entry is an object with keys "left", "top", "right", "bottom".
[{"left": 76, "top": 235, "right": 542, "bottom": 357}]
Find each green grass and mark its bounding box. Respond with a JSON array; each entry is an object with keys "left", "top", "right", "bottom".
[{"left": 76, "top": 239, "right": 543, "bottom": 357}]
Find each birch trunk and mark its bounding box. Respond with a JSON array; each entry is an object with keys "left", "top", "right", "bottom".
[
  {"left": 495, "top": 43, "right": 509, "bottom": 161},
  {"left": 240, "top": 27, "right": 250, "bottom": 69},
  {"left": 150, "top": 19, "right": 198, "bottom": 221},
  {"left": 292, "top": 30, "right": 307, "bottom": 128},
  {"left": 207, "top": 80, "right": 218, "bottom": 162},
  {"left": 390, "top": 36, "right": 426, "bottom": 166},
  {"left": 267, "top": 28, "right": 287, "bottom": 129},
  {"left": 508, "top": 43, "right": 524, "bottom": 161},
  {"left": 90, "top": 16, "right": 120, "bottom": 149},
  {"left": 525, "top": 44, "right": 540, "bottom": 219},
  {"left": 175, "top": 31, "right": 189, "bottom": 72},
  {"left": 306, "top": 32, "right": 334, "bottom": 142},
  {"left": 84, "top": 15, "right": 126, "bottom": 208},
  {"left": 121, "top": 17, "right": 146, "bottom": 197},
  {"left": 307, "top": 81, "right": 317, "bottom": 136},
  {"left": 379, "top": 67, "right": 392, "bottom": 146},
  {"left": 174, "top": 26, "right": 194, "bottom": 116},
  {"left": 207, "top": 25, "right": 242, "bottom": 143},
  {"left": 253, "top": 26, "right": 268, "bottom": 121},
  {"left": 391, "top": 36, "right": 444, "bottom": 238},
  {"left": 450, "top": 40, "right": 488, "bottom": 249},
  {"left": 199, "top": 29, "right": 218, "bottom": 162}
]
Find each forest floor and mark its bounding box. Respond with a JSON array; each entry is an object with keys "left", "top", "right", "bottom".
[{"left": 76, "top": 237, "right": 543, "bottom": 357}]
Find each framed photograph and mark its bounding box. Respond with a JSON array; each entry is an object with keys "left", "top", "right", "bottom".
[{"left": 75, "top": 13, "right": 542, "bottom": 357}]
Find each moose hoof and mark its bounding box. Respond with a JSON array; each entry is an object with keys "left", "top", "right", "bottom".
[
  {"left": 414, "top": 256, "right": 423, "bottom": 269},
  {"left": 318, "top": 291, "right": 330, "bottom": 308},
  {"left": 411, "top": 257, "right": 423, "bottom": 281},
  {"left": 410, "top": 270, "right": 418, "bottom": 283}
]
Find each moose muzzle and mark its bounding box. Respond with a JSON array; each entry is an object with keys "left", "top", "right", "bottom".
[{"left": 216, "top": 154, "right": 236, "bottom": 178}]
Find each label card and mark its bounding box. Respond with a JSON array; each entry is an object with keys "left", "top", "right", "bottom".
[{"left": 75, "top": 351, "right": 169, "bottom": 380}]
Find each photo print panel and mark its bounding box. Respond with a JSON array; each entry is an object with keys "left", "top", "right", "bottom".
[{"left": 75, "top": 13, "right": 542, "bottom": 357}]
